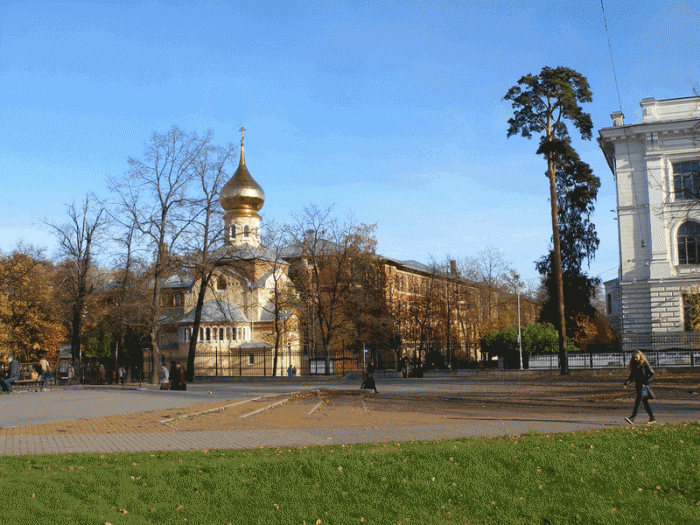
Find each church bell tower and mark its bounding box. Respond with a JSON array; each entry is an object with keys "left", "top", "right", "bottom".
[{"left": 219, "top": 127, "right": 265, "bottom": 248}]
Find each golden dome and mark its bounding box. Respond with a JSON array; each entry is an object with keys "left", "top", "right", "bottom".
[{"left": 219, "top": 138, "right": 265, "bottom": 217}]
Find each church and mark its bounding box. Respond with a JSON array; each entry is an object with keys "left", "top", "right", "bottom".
[
  {"left": 600, "top": 96, "right": 700, "bottom": 350},
  {"left": 150, "top": 130, "right": 302, "bottom": 377}
]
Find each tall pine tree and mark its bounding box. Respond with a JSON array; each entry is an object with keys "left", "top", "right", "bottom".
[
  {"left": 505, "top": 66, "right": 593, "bottom": 374},
  {"left": 536, "top": 142, "right": 601, "bottom": 344}
]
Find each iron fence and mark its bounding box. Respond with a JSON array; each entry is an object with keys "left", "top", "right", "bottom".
[
  {"left": 528, "top": 350, "right": 700, "bottom": 370},
  {"left": 141, "top": 344, "right": 400, "bottom": 380}
]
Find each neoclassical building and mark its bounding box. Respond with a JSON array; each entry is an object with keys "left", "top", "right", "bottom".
[
  {"left": 600, "top": 96, "right": 700, "bottom": 347},
  {"left": 153, "top": 131, "right": 302, "bottom": 377}
]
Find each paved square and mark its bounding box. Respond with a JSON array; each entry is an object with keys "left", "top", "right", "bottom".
[{"left": 1, "top": 372, "right": 698, "bottom": 455}]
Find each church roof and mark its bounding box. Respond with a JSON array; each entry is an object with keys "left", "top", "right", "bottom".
[
  {"left": 212, "top": 243, "right": 284, "bottom": 264},
  {"left": 279, "top": 234, "right": 344, "bottom": 259},
  {"left": 180, "top": 300, "right": 251, "bottom": 324},
  {"left": 259, "top": 302, "right": 292, "bottom": 322},
  {"left": 219, "top": 133, "right": 265, "bottom": 216},
  {"left": 160, "top": 275, "right": 194, "bottom": 289},
  {"left": 159, "top": 308, "right": 184, "bottom": 325},
  {"left": 230, "top": 340, "right": 274, "bottom": 349}
]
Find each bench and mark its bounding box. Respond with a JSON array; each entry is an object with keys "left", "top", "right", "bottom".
[{"left": 11, "top": 379, "right": 45, "bottom": 392}]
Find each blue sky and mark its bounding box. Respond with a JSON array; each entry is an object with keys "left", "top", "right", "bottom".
[{"left": 1, "top": 0, "right": 699, "bottom": 285}]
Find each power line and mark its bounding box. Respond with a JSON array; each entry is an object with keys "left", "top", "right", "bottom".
[{"left": 600, "top": 0, "right": 648, "bottom": 258}]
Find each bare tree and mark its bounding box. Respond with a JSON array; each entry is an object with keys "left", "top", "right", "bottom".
[
  {"left": 179, "top": 141, "right": 237, "bottom": 382},
  {"left": 260, "top": 220, "right": 299, "bottom": 376},
  {"left": 105, "top": 216, "right": 149, "bottom": 369},
  {"left": 48, "top": 196, "right": 107, "bottom": 362},
  {"left": 286, "top": 205, "right": 377, "bottom": 374},
  {"left": 109, "top": 127, "right": 211, "bottom": 380},
  {"left": 465, "top": 247, "right": 512, "bottom": 333}
]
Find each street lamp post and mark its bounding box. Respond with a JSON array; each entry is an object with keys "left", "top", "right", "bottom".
[{"left": 514, "top": 273, "right": 523, "bottom": 370}]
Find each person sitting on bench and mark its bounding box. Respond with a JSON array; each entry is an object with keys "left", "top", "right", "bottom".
[
  {"left": 1, "top": 355, "right": 20, "bottom": 394},
  {"left": 360, "top": 361, "right": 378, "bottom": 394}
]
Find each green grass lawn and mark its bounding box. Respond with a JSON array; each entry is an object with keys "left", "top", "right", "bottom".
[{"left": 0, "top": 423, "right": 699, "bottom": 524}]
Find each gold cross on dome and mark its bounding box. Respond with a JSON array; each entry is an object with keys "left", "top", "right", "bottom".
[{"left": 239, "top": 126, "right": 246, "bottom": 144}]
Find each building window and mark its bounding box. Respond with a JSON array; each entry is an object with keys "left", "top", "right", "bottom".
[
  {"left": 219, "top": 328, "right": 224, "bottom": 341},
  {"left": 231, "top": 225, "right": 237, "bottom": 240},
  {"left": 678, "top": 221, "right": 700, "bottom": 264},
  {"left": 244, "top": 225, "right": 250, "bottom": 238},
  {"left": 684, "top": 293, "right": 700, "bottom": 332},
  {"left": 673, "top": 160, "right": 700, "bottom": 200},
  {"left": 199, "top": 327, "right": 204, "bottom": 342},
  {"left": 248, "top": 354, "right": 254, "bottom": 365},
  {"left": 606, "top": 293, "right": 613, "bottom": 315},
  {"left": 218, "top": 277, "right": 227, "bottom": 291},
  {"left": 231, "top": 327, "right": 237, "bottom": 341},
  {"left": 174, "top": 294, "right": 182, "bottom": 306},
  {"left": 205, "top": 327, "right": 211, "bottom": 342}
]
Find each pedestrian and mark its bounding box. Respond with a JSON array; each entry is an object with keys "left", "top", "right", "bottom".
[
  {"left": 287, "top": 365, "right": 293, "bottom": 377},
  {"left": 169, "top": 361, "right": 180, "bottom": 390},
  {"left": 98, "top": 363, "right": 106, "bottom": 385},
  {"left": 360, "top": 361, "right": 378, "bottom": 394},
  {"left": 1, "top": 355, "right": 20, "bottom": 394},
  {"left": 39, "top": 356, "right": 51, "bottom": 391},
  {"left": 174, "top": 363, "right": 187, "bottom": 391},
  {"left": 292, "top": 366, "right": 297, "bottom": 377},
  {"left": 159, "top": 364, "right": 169, "bottom": 386},
  {"left": 67, "top": 363, "right": 75, "bottom": 385},
  {"left": 118, "top": 365, "right": 126, "bottom": 385},
  {"left": 623, "top": 350, "right": 656, "bottom": 425}
]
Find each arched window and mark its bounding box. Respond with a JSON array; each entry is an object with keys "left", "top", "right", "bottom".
[
  {"left": 199, "top": 327, "right": 204, "bottom": 342},
  {"left": 244, "top": 225, "right": 250, "bottom": 238},
  {"left": 218, "top": 277, "right": 227, "bottom": 291},
  {"left": 231, "top": 225, "right": 237, "bottom": 240},
  {"left": 678, "top": 222, "right": 700, "bottom": 264},
  {"left": 219, "top": 328, "right": 224, "bottom": 341},
  {"left": 205, "top": 327, "right": 211, "bottom": 342},
  {"left": 232, "top": 327, "right": 237, "bottom": 341}
]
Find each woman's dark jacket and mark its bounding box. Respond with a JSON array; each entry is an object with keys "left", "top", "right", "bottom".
[
  {"left": 6, "top": 360, "right": 20, "bottom": 380},
  {"left": 624, "top": 362, "right": 654, "bottom": 394},
  {"left": 170, "top": 365, "right": 180, "bottom": 386}
]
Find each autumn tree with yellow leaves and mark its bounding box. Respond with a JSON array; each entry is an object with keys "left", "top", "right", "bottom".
[{"left": 0, "top": 244, "right": 64, "bottom": 362}]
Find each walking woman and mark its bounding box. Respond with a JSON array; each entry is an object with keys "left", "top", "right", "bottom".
[{"left": 623, "top": 350, "right": 656, "bottom": 425}]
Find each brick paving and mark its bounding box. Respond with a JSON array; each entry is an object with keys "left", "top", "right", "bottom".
[{"left": 1, "top": 375, "right": 698, "bottom": 456}]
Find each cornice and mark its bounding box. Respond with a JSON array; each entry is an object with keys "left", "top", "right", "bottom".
[{"left": 598, "top": 118, "right": 700, "bottom": 143}]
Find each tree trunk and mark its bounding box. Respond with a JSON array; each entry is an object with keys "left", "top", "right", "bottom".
[
  {"left": 149, "top": 264, "right": 162, "bottom": 383},
  {"left": 547, "top": 155, "right": 569, "bottom": 375},
  {"left": 71, "top": 299, "right": 83, "bottom": 363},
  {"left": 186, "top": 272, "right": 211, "bottom": 382},
  {"left": 273, "top": 313, "right": 280, "bottom": 377}
]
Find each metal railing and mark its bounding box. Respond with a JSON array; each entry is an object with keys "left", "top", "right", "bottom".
[
  {"left": 528, "top": 350, "right": 700, "bottom": 370},
  {"left": 142, "top": 345, "right": 400, "bottom": 380}
]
